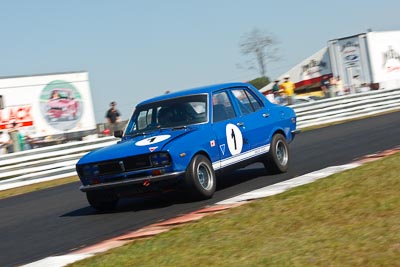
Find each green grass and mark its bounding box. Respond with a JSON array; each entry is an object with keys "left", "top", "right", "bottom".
[{"left": 69, "top": 152, "right": 400, "bottom": 267}]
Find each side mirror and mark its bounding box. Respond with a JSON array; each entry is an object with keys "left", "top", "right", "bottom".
[{"left": 114, "top": 130, "right": 123, "bottom": 138}]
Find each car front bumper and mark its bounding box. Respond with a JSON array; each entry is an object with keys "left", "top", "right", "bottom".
[
  {"left": 291, "top": 129, "right": 301, "bottom": 139},
  {"left": 79, "top": 171, "right": 185, "bottom": 192}
]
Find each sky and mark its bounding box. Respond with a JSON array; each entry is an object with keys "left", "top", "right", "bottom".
[{"left": 1, "top": 0, "right": 400, "bottom": 123}]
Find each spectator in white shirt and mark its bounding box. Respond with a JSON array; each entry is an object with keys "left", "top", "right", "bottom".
[{"left": 0, "top": 130, "right": 11, "bottom": 155}]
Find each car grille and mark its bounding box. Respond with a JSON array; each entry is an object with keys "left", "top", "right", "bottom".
[{"left": 97, "top": 154, "right": 152, "bottom": 176}]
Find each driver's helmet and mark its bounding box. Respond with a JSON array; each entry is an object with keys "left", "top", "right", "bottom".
[{"left": 158, "top": 107, "right": 174, "bottom": 126}]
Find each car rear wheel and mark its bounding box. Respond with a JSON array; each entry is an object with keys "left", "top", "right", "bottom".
[
  {"left": 184, "top": 154, "right": 216, "bottom": 200},
  {"left": 86, "top": 190, "right": 118, "bottom": 211},
  {"left": 263, "top": 133, "right": 289, "bottom": 173}
]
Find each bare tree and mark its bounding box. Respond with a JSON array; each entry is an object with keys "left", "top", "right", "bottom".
[{"left": 239, "top": 28, "right": 280, "bottom": 78}]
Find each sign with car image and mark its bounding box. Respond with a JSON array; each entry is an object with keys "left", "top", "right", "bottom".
[{"left": 39, "top": 80, "right": 84, "bottom": 131}]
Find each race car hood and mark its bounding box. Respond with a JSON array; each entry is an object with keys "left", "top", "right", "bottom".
[{"left": 77, "top": 127, "right": 196, "bottom": 164}]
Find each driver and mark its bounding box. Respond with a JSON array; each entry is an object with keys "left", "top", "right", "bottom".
[{"left": 158, "top": 107, "right": 174, "bottom": 126}]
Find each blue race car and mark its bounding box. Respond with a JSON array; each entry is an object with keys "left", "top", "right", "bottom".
[{"left": 76, "top": 82, "right": 299, "bottom": 210}]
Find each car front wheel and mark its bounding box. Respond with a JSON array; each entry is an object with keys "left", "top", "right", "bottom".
[
  {"left": 263, "top": 133, "right": 289, "bottom": 174},
  {"left": 184, "top": 154, "right": 216, "bottom": 200}
]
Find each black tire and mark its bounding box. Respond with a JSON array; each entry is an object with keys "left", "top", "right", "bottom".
[
  {"left": 184, "top": 154, "right": 216, "bottom": 200},
  {"left": 264, "top": 133, "right": 289, "bottom": 174},
  {"left": 86, "top": 190, "right": 118, "bottom": 211}
]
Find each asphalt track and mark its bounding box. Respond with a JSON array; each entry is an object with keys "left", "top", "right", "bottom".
[{"left": 1, "top": 111, "right": 399, "bottom": 267}]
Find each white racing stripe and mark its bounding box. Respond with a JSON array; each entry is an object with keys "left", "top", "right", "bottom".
[{"left": 212, "top": 144, "right": 270, "bottom": 170}]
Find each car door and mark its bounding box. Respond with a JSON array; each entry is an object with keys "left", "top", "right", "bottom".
[
  {"left": 229, "top": 87, "right": 273, "bottom": 151},
  {"left": 211, "top": 90, "right": 251, "bottom": 170}
]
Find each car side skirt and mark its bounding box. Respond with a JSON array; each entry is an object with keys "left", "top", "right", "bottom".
[{"left": 212, "top": 144, "right": 270, "bottom": 171}]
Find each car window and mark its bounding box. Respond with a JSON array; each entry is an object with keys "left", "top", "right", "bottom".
[
  {"left": 212, "top": 91, "right": 236, "bottom": 122},
  {"left": 231, "top": 88, "right": 262, "bottom": 115},
  {"left": 137, "top": 109, "right": 154, "bottom": 130}
]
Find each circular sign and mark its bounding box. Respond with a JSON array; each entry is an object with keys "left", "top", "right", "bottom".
[
  {"left": 225, "top": 123, "right": 243, "bottom": 155},
  {"left": 135, "top": 135, "right": 171, "bottom": 146},
  {"left": 39, "top": 80, "right": 83, "bottom": 131}
]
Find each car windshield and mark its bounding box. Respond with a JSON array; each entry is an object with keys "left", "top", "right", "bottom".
[{"left": 124, "top": 94, "right": 208, "bottom": 136}]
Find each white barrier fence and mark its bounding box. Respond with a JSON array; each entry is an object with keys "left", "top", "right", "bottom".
[
  {"left": 293, "top": 87, "right": 400, "bottom": 129},
  {"left": 1, "top": 88, "right": 399, "bottom": 190},
  {"left": 0, "top": 137, "right": 118, "bottom": 190}
]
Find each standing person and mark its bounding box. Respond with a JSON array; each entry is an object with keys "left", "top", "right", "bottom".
[
  {"left": 0, "top": 130, "right": 11, "bottom": 155},
  {"left": 8, "top": 122, "right": 24, "bottom": 153},
  {"left": 335, "top": 76, "right": 344, "bottom": 96},
  {"left": 280, "top": 75, "right": 295, "bottom": 105},
  {"left": 329, "top": 76, "right": 337, "bottom": 98},
  {"left": 275, "top": 89, "right": 287, "bottom": 105},
  {"left": 272, "top": 79, "right": 280, "bottom": 100},
  {"left": 320, "top": 75, "right": 330, "bottom": 98},
  {"left": 105, "top": 101, "right": 121, "bottom": 135},
  {"left": 352, "top": 74, "right": 361, "bottom": 93}
]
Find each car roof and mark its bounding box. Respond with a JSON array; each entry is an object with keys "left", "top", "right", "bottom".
[{"left": 137, "top": 82, "right": 252, "bottom": 106}]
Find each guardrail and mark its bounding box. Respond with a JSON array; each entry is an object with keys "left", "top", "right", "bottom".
[
  {"left": 293, "top": 87, "right": 400, "bottom": 129},
  {"left": 0, "top": 137, "right": 118, "bottom": 190},
  {"left": 1, "top": 88, "right": 399, "bottom": 191}
]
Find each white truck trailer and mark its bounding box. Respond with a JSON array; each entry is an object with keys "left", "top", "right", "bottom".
[
  {"left": 261, "top": 30, "right": 400, "bottom": 96},
  {"left": 329, "top": 30, "right": 400, "bottom": 92}
]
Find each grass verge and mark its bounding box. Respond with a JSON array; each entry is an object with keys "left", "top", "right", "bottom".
[{"left": 69, "top": 152, "right": 400, "bottom": 267}]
